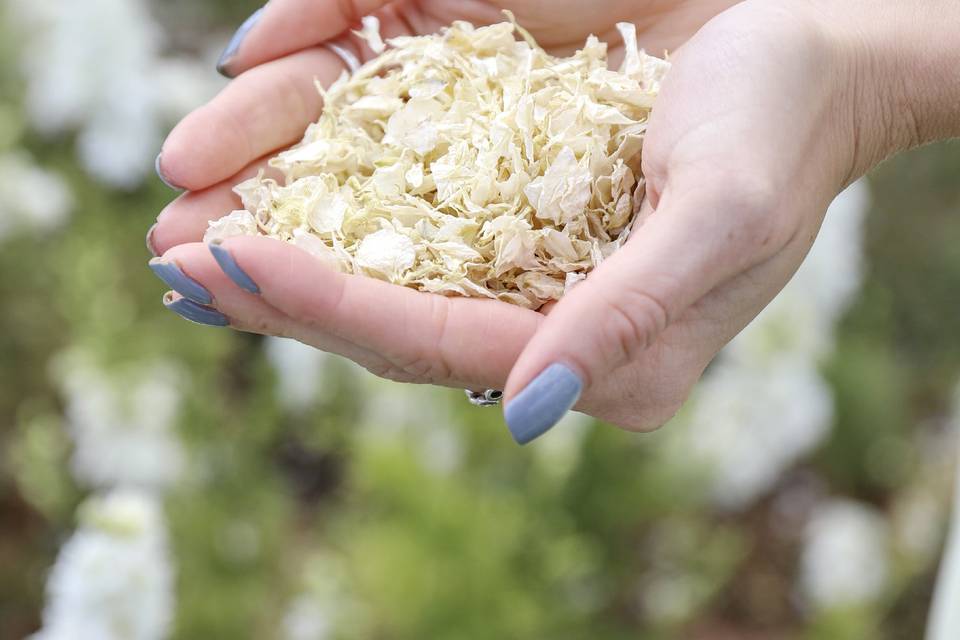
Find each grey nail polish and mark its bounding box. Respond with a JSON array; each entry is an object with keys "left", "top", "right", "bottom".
[
  {"left": 216, "top": 6, "right": 265, "bottom": 77},
  {"left": 163, "top": 294, "right": 229, "bottom": 327},
  {"left": 146, "top": 224, "right": 159, "bottom": 257},
  {"left": 155, "top": 153, "right": 181, "bottom": 191},
  {"left": 209, "top": 241, "right": 260, "bottom": 294},
  {"left": 504, "top": 364, "right": 583, "bottom": 445},
  {"left": 149, "top": 258, "right": 214, "bottom": 305}
]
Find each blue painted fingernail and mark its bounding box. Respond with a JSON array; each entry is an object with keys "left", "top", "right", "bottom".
[
  {"left": 504, "top": 364, "right": 583, "bottom": 445},
  {"left": 146, "top": 223, "right": 159, "bottom": 257},
  {"left": 209, "top": 240, "right": 260, "bottom": 294},
  {"left": 217, "top": 6, "right": 265, "bottom": 77},
  {"left": 155, "top": 153, "right": 181, "bottom": 191},
  {"left": 149, "top": 258, "right": 213, "bottom": 305},
  {"left": 163, "top": 293, "right": 229, "bottom": 327}
]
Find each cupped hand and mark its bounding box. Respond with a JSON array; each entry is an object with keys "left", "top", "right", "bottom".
[{"left": 149, "top": 0, "right": 899, "bottom": 443}]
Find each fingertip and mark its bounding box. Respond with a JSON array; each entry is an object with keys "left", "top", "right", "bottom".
[
  {"left": 158, "top": 117, "right": 224, "bottom": 192},
  {"left": 216, "top": 6, "right": 266, "bottom": 78},
  {"left": 209, "top": 240, "right": 261, "bottom": 294},
  {"left": 155, "top": 153, "right": 183, "bottom": 191},
  {"left": 149, "top": 257, "right": 215, "bottom": 306},
  {"left": 162, "top": 292, "right": 231, "bottom": 327},
  {"left": 146, "top": 223, "right": 159, "bottom": 257},
  {"left": 503, "top": 363, "right": 583, "bottom": 445}
]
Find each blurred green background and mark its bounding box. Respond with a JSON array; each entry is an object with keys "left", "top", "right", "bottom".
[{"left": 0, "top": 2, "right": 958, "bottom": 639}]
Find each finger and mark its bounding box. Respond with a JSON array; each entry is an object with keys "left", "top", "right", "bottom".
[
  {"left": 201, "top": 235, "right": 542, "bottom": 390},
  {"left": 156, "top": 243, "right": 394, "bottom": 373},
  {"left": 215, "top": 0, "right": 419, "bottom": 78},
  {"left": 149, "top": 156, "right": 282, "bottom": 256},
  {"left": 501, "top": 175, "right": 793, "bottom": 444},
  {"left": 158, "top": 46, "right": 345, "bottom": 192}
]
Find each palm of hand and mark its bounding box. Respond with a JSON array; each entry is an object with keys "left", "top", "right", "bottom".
[{"left": 151, "top": 0, "right": 856, "bottom": 435}]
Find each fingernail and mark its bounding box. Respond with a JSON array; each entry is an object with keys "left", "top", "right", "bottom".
[
  {"left": 155, "top": 153, "right": 182, "bottom": 191},
  {"left": 504, "top": 364, "right": 583, "bottom": 445},
  {"left": 163, "top": 293, "right": 229, "bottom": 327},
  {"left": 209, "top": 240, "right": 260, "bottom": 294},
  {"left": 149, "top": 258, "right": 213, "bottom": 305},
  {"left": 217, "top": 6, "right": 265, "bottom": 78},
  {"left": 146, "top": 224, "right": 159, "bottom": 257}
]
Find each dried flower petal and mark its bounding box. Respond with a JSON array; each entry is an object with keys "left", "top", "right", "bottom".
[{"left": 207, "top": 18, "right": 669, "bottom": 308}]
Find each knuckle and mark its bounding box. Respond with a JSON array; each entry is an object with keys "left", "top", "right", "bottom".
[
  {"left": 725, "top": 175, "right": 780, "bottom": 221},
  {"left": 365, "top": 362, "right": 418, "bottom": 384},
  {"left": 398, "top": 356, "right": 451, "bottom": 384},
  {"left": 369, "top": 296, "right": 453, "bottom": 384},
  {"left": 423, "top": 295, "right": 456, "bottom": 381},
  {"left": 720, "top": 176, "right": 796, "bottom": 255},
  {"left": 286, "top": 273, "right": 345, "bottom": 333},
  {"left": 599, "top": 287, "right": 670, "bottom": 364}
]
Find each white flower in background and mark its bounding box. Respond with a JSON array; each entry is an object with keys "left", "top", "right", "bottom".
[
  {"left": 283, "top": 595, "right": 333, "bottom": 640},
  {"left": 681, "top": 357, "right": 833, "bottom": 509},
  {"left": 265, "top": 337, "right": 331, "bottom": 413},
  {"left": 639, "top": 571, "right": 699, "bottom": 625},
  {"left": 358, "top": 372, "right": 466, "bottom": 474},
  {"left": 282, "top": 552, "right": 368, "bottom": 640},
  {"left": 0, "top": 152, "right": 72, "bottom": 239},
  {"left": 53, "top": 352, "right": 185, "bottom": 491},
  {"left": 11, "top": 0, "right": 222, "bottom": 188},
  {"left": 667, "top": 181, "right": 869, "bottom": 509},
  {"left": 799, "top": 498, "right": 890, "bottom": 610},
  {"left": 31, "top": 490, "right": 174, "bottom": 640},
  {"left": 532, "top": 411, "right": 594, "bottom": 480},
  {"left": 726, "top": 180, "right": 869, "bottom": 366},
  {"left": 927, "top": 383, "right": 960, "bottom": 640}
]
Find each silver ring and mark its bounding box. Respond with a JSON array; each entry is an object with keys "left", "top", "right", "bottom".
[
  {"left": 465, "top": 389, "right": 503, "bottom": 407},
  {"left": 322, "top": 42, "right": 362, "bottom": 73}
]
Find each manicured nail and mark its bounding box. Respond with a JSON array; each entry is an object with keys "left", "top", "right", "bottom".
[
  {"left": 217, "top": 7, "right": 265, "bottom": 77},
  {"left": 149, "top": 258, "right": 213, "bottom": 305},
  {"left": 209, "top": 240, "right": 260, "bottom": 294},
  {"left": 163, "top": 293, "right": 229, "bottom": 327},
  {"left": 504, "top": 364, "right": 583, "bottom": 445},
  {"left": 155, "top": 153, "right": 181, "bottom": 191},
  {"left": 146, "top": 224, "right": 159, "bottom": 257}
]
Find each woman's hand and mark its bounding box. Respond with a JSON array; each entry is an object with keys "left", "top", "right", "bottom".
[{"left": 149, "top": 0, "right": 947, "bottom": 443}]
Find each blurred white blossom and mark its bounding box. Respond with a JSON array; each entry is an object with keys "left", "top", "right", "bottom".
[
  {"left": 283, "top": 595, "right": 333, "bottom": 640},
  {"left": 358, "top": 373, "right": 467, "bottom": 474},
  {"left": 927, "top": 383, "right": 960, "bottom": 640},
  {"left": 0, "top": 152, "right": 71, "bottom": 239},
  {"left": 639, "top": 571, "right": 699, "bottom": 624},
  {"left": 53, "top": 351, "right": 186, "bottom": 491},
  {"left": 532, "top": 411, "right": 594, "bottom": 480},
  {"left": 728, "top": 181, "right": 869, "bottom": 365},
  {"left": 682, "top": 357, "right": 833, "bottom": 509},
  {"left": 11, "top": 0, "right": 222, "bottom": 188},
  {"left": 670, "top": 181, "right": 870, "bottom": 509},
  {"left": 265, "top": 337, "right": 331, "bottom": 413},
  {"left": 282, "top": 552, "right": 368, "bottom": 640},
  {"left": 799, "top": 499, "right": 890, "bottom": 610},
  {"left": 31, "top": 490, "right": 174, "bottom": 640}
]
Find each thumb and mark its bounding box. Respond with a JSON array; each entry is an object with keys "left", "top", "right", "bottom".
[
  {"left": 502, "top": 180, "right": 783, "bottom": 444},
  {"left": 217, "top": 0, "right": 393, "bottom": 77}
]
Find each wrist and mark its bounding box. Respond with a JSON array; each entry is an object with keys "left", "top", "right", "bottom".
[{"left": 806, "top": 0, "right": 960, "bottom": 174}]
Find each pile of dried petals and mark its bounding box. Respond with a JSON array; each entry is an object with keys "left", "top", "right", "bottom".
[{"left": 205, "top": 16, "right": 669, "bottom": 309}]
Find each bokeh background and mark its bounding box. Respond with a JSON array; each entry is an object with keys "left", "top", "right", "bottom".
[{"left": 1, "top": 1, "right": 959, "bottom": 639}]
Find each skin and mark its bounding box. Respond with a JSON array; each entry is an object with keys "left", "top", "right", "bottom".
[{"left": 152, "top": 0, "right": 959, "bottom": 432}]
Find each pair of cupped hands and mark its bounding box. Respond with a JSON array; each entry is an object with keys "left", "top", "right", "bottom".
[{"left": 148, "top": 0, "right": 920, "bottom": 444}]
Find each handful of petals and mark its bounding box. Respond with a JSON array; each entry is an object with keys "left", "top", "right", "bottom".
[{"left": 204, "top": 17, "right": 669, "bottom": 309}]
